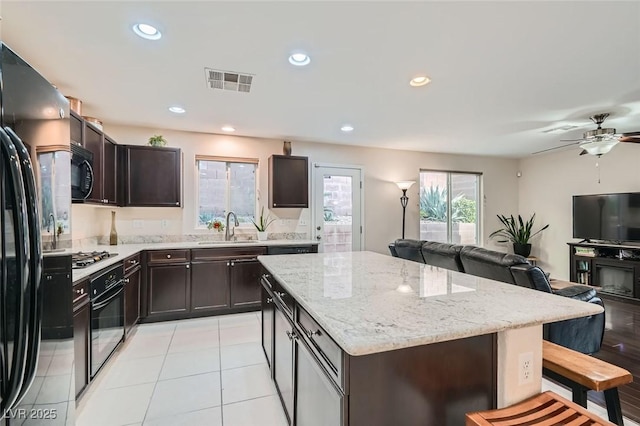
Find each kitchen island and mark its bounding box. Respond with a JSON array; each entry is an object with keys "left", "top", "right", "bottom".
[{"left": 258, "top": 251, "right": 603, "bottom": 426}]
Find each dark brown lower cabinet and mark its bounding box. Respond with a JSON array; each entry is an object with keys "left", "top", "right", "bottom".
[
  {"left": 124, "top": 266, "right": 141, "bottom": 336},
  {"left": 73, "top": 300, "right": 89, "bottom": 398},
  {"left": 148, "top": 263, "right": 190, "bottom": 316},
  {"left": 261, "top": 284, "right": 275, "bottom": 370},
  {"left": 274, "top": 307, "right": 294, "bottom": 423},
  {"left": 191, "top": 260, "right": 230, "bottom": 312},
  {"left": 231, "top": 258, "right": 263, "bottom": 307},
  {"left": 295, "top": 336, "right": 344, "bottom": 426}
]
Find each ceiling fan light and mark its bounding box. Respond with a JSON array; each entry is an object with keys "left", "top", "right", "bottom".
[{"left": 579, "top": 140, "right": 619, "bottom": 156}]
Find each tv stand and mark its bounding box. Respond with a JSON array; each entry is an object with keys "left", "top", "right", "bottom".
[{"left": 568, "top": 242, "right": 640, "bottom": 300}]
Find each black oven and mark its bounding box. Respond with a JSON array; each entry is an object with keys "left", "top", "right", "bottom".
[
  {"left": 90, "top": 263, "right": 124, "bottom": 377},
  {"left": 71, "top": 143, "right": 94, "bottom": 201}
]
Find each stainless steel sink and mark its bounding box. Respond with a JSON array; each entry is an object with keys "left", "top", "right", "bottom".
[{"left": 197, "top": 240, "right": 253, "bottom": 245}]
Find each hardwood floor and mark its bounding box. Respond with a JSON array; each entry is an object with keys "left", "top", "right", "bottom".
[{"left": 588, "top": 293, "right": 640, "bottom": 423}]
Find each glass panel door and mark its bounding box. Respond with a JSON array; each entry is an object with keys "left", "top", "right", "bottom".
[{"left": 313, "top": 166, "right": 363, "bottom": 253}]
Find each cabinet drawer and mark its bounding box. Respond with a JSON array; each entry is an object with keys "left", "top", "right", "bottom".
[
  {"left": 273, "top": 282, "right": 294, "bottom": 319},
  {"left": 148, "top": 250, "right": 190, "bottom": 264},
  {"left": 192, "top": 246, "right": 266, "bottom": 261},
  {"left": 297, "top": 306, "right": 343, "bottom": 385},
  {"left": 72, "top": 279, "right": 89, "bottom": 310},
  {"left": 124, "top": 253, "right": 141, "bottom": 274}
]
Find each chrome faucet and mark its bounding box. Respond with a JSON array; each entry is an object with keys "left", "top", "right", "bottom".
[
  {"left": 225, "top": 211, "right": 239, "bottom": 241},
  {"left": 47, "top": 213, "right": 57, "bottom": 250}
]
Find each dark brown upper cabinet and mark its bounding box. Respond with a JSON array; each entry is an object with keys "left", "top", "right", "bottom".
[
  {"left": 269, "top": 155, "right": 308, "bottom": 208},
  {"left": 70, "top": 110, "right": 83, "bottom": 146},
  {"left": 82, "top": 122, "right": 118, "bottom": 205},
  {"left": 119, "top": 145, "right": 182, "bottom": 207}
]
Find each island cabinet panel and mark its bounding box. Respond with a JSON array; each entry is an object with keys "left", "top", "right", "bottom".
[
  {"left": 261, "top": 284, "right": 275, "bottom": 371},
  {"left": 269, "top": 155, "right": 309, "bottom": 208},
  {"left": 120, "top": 145, "right": 181, "bottom": 207},
  {"left": 348, "top": 334, "right": 496, "bottom": 426},
  {"left": 274, "top": 306, "right": 295, "bottom": 423},
  {"left": 295, "top": 336, "right": 345, "bottom": 426},
  {"left": 190, "top": 260, "right": 230, "bottom": 312}
]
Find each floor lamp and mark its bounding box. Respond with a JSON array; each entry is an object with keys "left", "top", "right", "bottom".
[{"left": 395, "top": 181, "right": 415, "bottom": 239}]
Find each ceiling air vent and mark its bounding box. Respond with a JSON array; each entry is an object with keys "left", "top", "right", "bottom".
[{"left": 205, "top": 68, "right": 254, "bottom": 93}]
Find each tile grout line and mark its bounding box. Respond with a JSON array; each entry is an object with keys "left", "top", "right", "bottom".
[
  {"left": 218, "top": 319, "right": 225, "bottom": 426},
  {"left": 140, "top": 324, "right": 176, "bottom": 425}
]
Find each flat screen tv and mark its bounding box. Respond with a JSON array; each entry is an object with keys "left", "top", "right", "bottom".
[{"left": 573, "top": 192, "right": 640, "bottom": 242}]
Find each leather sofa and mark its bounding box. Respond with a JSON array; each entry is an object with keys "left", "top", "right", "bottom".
[{"left": 389, "top": 239, "right": 605, "bottom": 354}]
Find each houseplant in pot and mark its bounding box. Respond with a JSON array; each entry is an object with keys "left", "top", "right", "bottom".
[
  {"left": 252, "top": 207, "right": 275, "bottom": 241},
  {"left": 489, "top": 213, "right": 549, "bottom": 257}
]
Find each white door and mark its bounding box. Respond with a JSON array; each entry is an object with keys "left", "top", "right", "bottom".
[{"left": 312, "top": 164, "right": 363, "bottom": 252}]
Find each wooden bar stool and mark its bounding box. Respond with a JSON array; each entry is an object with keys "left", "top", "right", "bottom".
[{"left": 466, "top": 391, "right": 615, "bottom": 425}]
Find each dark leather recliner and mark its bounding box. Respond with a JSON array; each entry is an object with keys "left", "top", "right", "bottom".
[
  {"left": 390, "top": 239, "right": 425, "bottom": 263},
  {"left": 510, "top": 264, "right": 605, "bottom": 354},
  {"left": 421, "top": 242, "right": 465, "bottom": 272},
  {"left": 459, "top": 246, "right": 528, "bottom": 284}
]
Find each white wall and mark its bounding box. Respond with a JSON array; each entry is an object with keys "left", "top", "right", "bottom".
[
  {"left": 73, "top": 124, "right": 520, "bottom": 254},
  {"left": 518, "top": 143, "right": 640, "bottom": 279}
]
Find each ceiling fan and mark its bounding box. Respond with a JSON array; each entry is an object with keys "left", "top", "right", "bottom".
[{"left": 533, "top": 113, "right": 640, "bottom": 156}]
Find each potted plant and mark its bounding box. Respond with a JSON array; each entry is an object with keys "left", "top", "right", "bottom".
[
  {"left": 252, "top": 207, "right": 275, "bottom": 241},
  {"left": 148, "top": 134, "right": 167, "bottom": 147},
  {"left": 489, "top": 213, "right": 549, "bottom": 257},
  {"left": 207, "top": 219, "right": 225, "bottom": 232}
]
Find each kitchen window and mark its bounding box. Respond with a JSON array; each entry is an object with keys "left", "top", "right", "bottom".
[
  {"left": 419, "top": 170, "right": 481, "bottom": 244},
  {"left": 196, "top": 156, "right": 258, "bottom": 228}
]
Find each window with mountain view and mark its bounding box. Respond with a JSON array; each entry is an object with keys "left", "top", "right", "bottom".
[{"left": 419, "top": 171, "right": 481, "bottom": 244}]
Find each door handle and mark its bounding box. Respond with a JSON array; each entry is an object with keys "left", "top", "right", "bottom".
[
  {"left": 316, "top": 226, "right": 321, "bottom": 231},
  {"left": 316, "top": 235, "right": 321, "bottom": 240}
]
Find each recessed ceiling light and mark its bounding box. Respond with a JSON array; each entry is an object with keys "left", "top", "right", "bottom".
[
  {"left": 168, "top": 106, "right": 185, "bottom": 114},
  {"left": 133, "top": 23, "right": 162, "bottom": 40},
  {"left": 340, "top": 124, "right": 354, "bottom": 132},
  {"left": 409, "top": 75, "right": 431, "bottom": 87},
  {"left": 288, "top": 52, "right": 311, "bottom": 66},
  {"left": 221, "top": 126, "right": 236, "bottom": 132}
]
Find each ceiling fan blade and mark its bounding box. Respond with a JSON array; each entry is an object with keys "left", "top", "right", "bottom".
[
  {"left": 531, "top": 141, "right": 581, "bottom": 155},
  {"left": 579, "top": 150, "right": 588, "bottom": 156},
  {"left": 620, "top": 132, "right": 640, "bottom": 143}
]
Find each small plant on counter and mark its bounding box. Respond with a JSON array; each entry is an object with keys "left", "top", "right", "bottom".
[
  {"left": 148, "top": 134, "right": 167, "bottom": 147},
  {"left": 207, "top": 219, "right": 225, "bottom": 232},
  {"left": 252, "top": 206, "right": 276, "bottom": 232}
]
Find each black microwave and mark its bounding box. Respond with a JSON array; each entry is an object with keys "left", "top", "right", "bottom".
[{"left": 71, "top": 143, "right": 94, "bottom": 201}]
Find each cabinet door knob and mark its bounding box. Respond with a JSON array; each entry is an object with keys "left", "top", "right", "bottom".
[
  {"left": 276, "top": 291, "right": 286, "bottom": 298},
  {"left": 266, "top": 297, "right": 273, "bottom": 303},
  {"left": 306, "top": 329, "right": 320, "bottom": 338},
  {"left": 124, "top": 278, "right": 130, "bottom": 283},
  {"left": 186, "top": 264, "right": 190, "bottom": 269},
  {"left": 175, "top": 202, "right": 179, "bottom": 206},
  {"left": 167, "top": 254, "right": 171, "bottom": 259},
  {"left": 231, "top": 262, "right": 235, "bottom": 267},
  {"left": 286, "top": 330, "right": 297, "bottom": 341}
]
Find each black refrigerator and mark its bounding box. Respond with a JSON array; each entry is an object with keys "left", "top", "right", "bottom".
[{"left": 0, "top": 43, "right": 74, "bottom": 425}]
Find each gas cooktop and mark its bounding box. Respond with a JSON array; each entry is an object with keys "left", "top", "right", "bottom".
[{"left": 72, "top": 251, "right": 117, "bottom": 269}]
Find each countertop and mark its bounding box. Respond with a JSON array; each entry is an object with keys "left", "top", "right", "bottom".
[
  {"left": 258, "top": 251, "right": 604, "bottom": 356},
  {"left": 59, "top": 240, "right": 318, "bottom": 283}
]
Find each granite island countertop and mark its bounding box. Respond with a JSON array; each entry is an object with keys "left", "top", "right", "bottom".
[
  {"left": 61, "top": 239, "right": 318, "bottom": 283},
  {"left": 258, "top": 251, "right": 604, "bottom": 356}
]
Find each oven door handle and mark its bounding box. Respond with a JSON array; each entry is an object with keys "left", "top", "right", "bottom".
[{"left": 92, "top": 283, "right": 124, "bottom": 310}]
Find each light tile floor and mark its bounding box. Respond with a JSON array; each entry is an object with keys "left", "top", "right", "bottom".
[
  {"left": 78, "top": 312, "right": 640, "bottom": 426},
  {"left": 77, "top": 312, "right": 287, "bottom": 426}
]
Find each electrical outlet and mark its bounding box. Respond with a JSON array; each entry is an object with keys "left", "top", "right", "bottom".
[
  {"left": 132, "top": 220, "right": 143, "bottom": 229},
  {"left": 518, "top": 352, "right": 533, "bottom": 385},
  {"left": 299, "top": 218, "right": 307, "bottom": 226},
  {"left": 160, "top": 220, "right": 169, "bottom": 229}
]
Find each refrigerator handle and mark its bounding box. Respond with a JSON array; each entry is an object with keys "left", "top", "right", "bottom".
[
  {"left": 5, "top": 127, "right": 43, "bottom": 406},
  {"left": 0, "top": 128, "right": 30, "bottom": 416}
]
